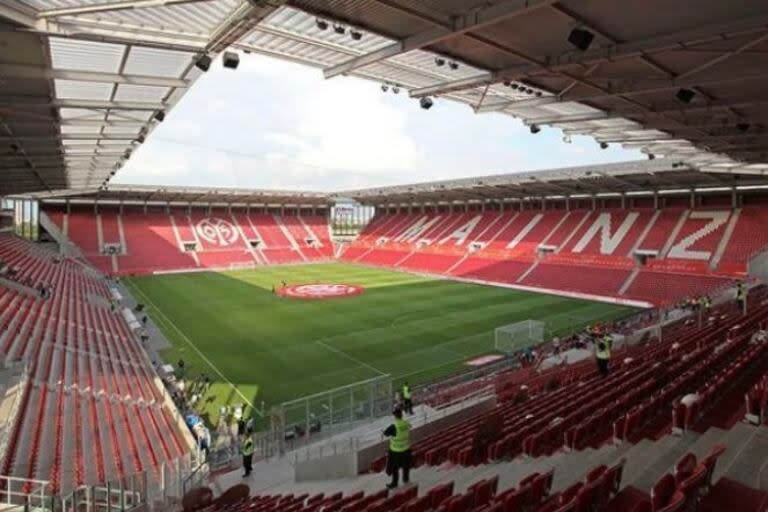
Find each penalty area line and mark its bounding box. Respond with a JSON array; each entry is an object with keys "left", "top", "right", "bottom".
[
  {"left": 127, "top": 280, "right": 260, "bottom": 415},
  {"left": 314, "top": 339, "right": 387, "bottom": 377}
]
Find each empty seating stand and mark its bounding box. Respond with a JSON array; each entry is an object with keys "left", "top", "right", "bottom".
[
  {"left": 0, "top": 234, "right": 192, "bottom": 495},
  {"left": 344, "top": 205, "right": 768, "bottom": 305},
  {"left": 44, "top": 209, "right": 335, "bottom": 276},
  {"left": 361, "top": 291, "right": 766, "bottom": 476}
]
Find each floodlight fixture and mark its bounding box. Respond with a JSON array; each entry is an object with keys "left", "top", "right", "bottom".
[
  {"left": 568, "top": 28, "right": 595, "bottom": 51},
  {"left": 420, "top": 97, "right": 434, "bottom": 110},
  {"left": 676, "top": 88, "right": 696, "bottom": 103},
  {"left": 222, "top": 51, "right": 240, "bottom": 70},
  {"left": 195, "top": 54, "right": 212, "bottom": 72}
]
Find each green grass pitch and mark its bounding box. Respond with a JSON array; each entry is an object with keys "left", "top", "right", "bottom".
[{"left": 125, "top": 263, "right": 635, "bottom": 424}]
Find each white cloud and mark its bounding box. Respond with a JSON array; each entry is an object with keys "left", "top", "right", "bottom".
[
  {"left": 289, "top": 78, "right": 419, "bottom": 173},
  {"left": 115, "top": 53, "right": 644, "bottom": 191}
]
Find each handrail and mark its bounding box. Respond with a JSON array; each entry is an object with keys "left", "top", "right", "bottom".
[
  {"left": 181, "top": 460, "right": 209, "bottom": 495},
  {"left": 288, "top": 386, "right": 495, "bottom": 464},
  {"left": 0, "top": 362, "right": 29, "bottom": 471}
]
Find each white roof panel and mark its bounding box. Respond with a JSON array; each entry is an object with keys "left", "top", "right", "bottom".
[
  {"left": 109, "top": 111, "right": 154, "bottom": 122},
  {"left": 123, "top": 46, "right": 194, "bottom": 78},
  {"left": 60, "top": 125, "right": 103, "bottom": 135},
  {"left": 49, "top": 37, "right": 125, "bottom": 72},
  {"left": 59, "top": 108, "right": 106, "bottom": 120},
  {"left": 113, "top": 84, "right": 170, "bottom": 102},
  {"left": 54, "top": 79, "right": 114, "bottom": 100}
]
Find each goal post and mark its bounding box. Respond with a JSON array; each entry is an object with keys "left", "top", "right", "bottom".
[{"left": 495, "top": 320, "right": 546, "bottom": 354}]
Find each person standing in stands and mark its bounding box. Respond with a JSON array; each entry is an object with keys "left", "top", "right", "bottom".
[
  {"left": 737, "top": 282, "right": 747, "bottom": 315},
  {"left": 401, "top": 381, "right": 413, "bottom": 415},
  {"left": 241, "top": 430, "right": 254, "bottom": 478},
  {"left": 595, "top": 336, "right": 611, "bottom": 377},
  {"left": 383, "top": 407, "right": 412, "bottom": 489}
]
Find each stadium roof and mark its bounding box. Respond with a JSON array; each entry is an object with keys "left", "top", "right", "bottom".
[
  {"left": 13, "top": 159, "right": 768, "bottom": 207},
  {"left": 2, "top": 1, "right": 768, "bottom": 197},
  {"left": 24, "top": 183, "right": 331, "bottom": 206},
  {"left": 0, "top": 0, "right": 284, "bottom": 194},
  {"left": 269, "top": 0, "right": 768, "bottom": 172}
]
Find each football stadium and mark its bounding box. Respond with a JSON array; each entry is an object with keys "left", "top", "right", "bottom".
[{"left": 2, "top": 0, "right": 768, "bottom": 511}]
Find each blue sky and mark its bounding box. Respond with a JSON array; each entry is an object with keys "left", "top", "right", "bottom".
[{"left": 114, "top": 53, "right": 644, "bottom": 192}]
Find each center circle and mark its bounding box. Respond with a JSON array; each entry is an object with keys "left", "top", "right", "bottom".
[{"left": 276, "top": 283, "right": 365, "bottom": 300}]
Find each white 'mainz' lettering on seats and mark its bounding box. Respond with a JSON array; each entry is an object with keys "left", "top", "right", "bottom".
[
  {"left": 667, "top": 210, "right": 730, "bottom": 261},
  {"left": 572, "top": 212, "right": 640, "bottom": 255},
  {"left": 439, "top": 215, "right": 482, "bottom": 246},
  {"left": 506, "top": 214, "right": 543, "bottom": 249},
  {"left": 395, "top": 216, "right": 442, "bottom": 242}
]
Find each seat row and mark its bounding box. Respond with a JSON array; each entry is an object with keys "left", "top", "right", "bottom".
[{"left": 192, "top": 439, "right": 730, "bottom": 512}]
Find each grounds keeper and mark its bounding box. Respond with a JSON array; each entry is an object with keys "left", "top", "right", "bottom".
[
  {"left": 241, "top": 434, "right": 254, "bottom": 478},
  {"left": 384, "top": 408, "right": 412, "bottom": 489}
]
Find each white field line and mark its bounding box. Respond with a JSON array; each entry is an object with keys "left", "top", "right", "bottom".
[
  {"left": 128, "top": 280, "right": 260, "bottom": 415},
  {"left": 314, "top": 338, "right": 387, "bottom": 377}
]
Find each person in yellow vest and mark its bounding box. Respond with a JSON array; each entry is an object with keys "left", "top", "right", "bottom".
[
  {"left": 241, "top": 431, "right": 254, "bottom": 478},
  {"left": 383, "top": 407, "right": 412, "bottom": 489},
  {"left": 595, "top": 336, "right": 611, "bottom": 378},
  {"left": 402, "top": 382, "right": 413, "bottom": 415}
]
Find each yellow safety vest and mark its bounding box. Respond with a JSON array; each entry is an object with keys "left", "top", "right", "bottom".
[
  {"left": 596, "top": 342, "right": 610, "bottom": 360},
  {"left": 241, "top": 437, "right": 254, "bottom": 457},
  {"left": 389, "top": 419, "right": 411, "bottom": 453},
  {"left": 402, "top": 385, "right": 411, "bottom": 400}
]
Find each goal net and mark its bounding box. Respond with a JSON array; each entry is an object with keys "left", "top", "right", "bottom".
[{"left": 495, "top": 320, "right": 546, "bottom": 354}]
